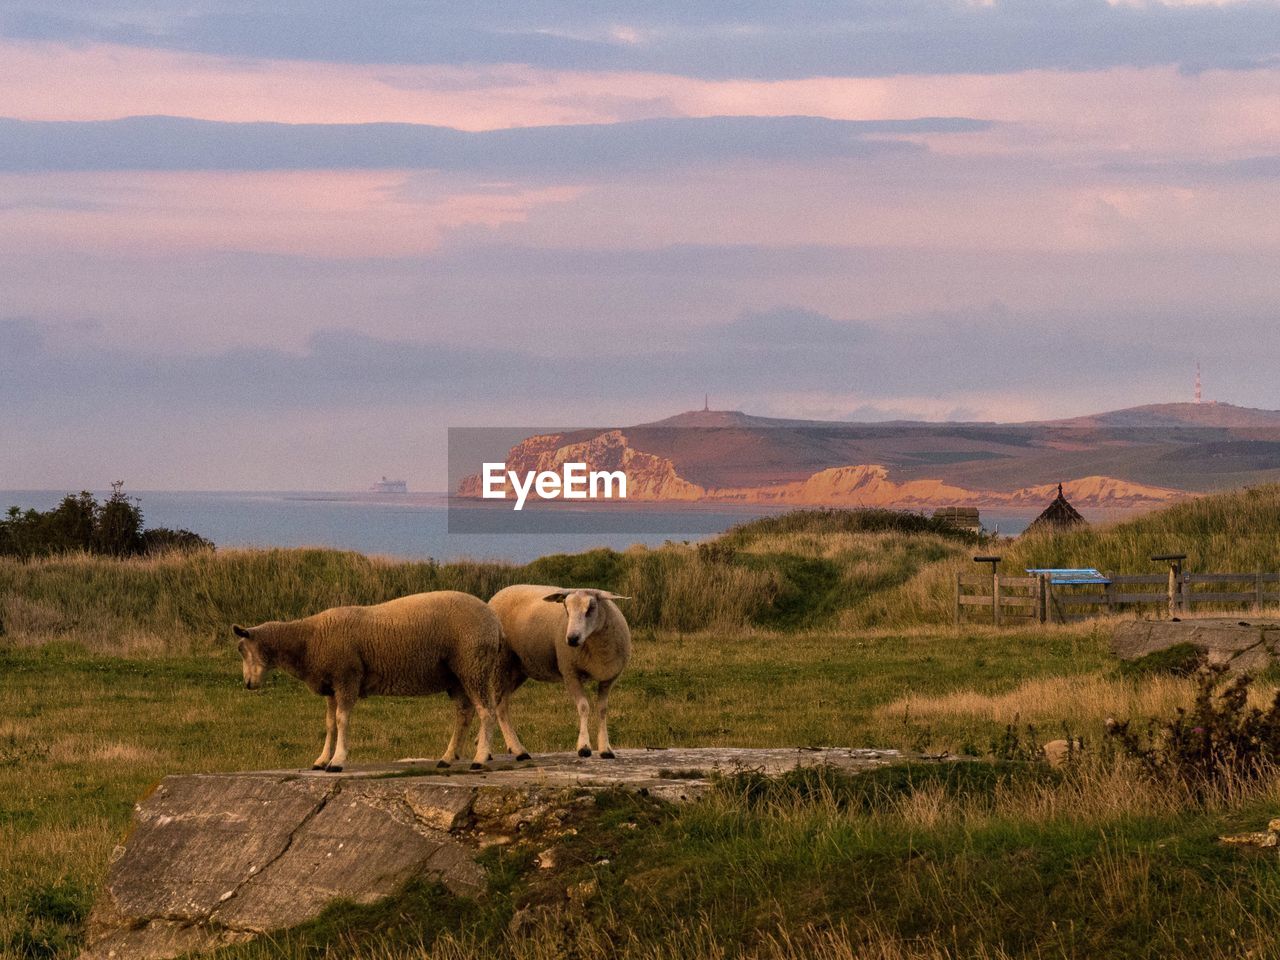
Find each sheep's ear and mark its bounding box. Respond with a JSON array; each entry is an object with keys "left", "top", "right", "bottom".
[
  {"left": 232, "top": 624, "right": 253, "bottom": 640},
  {"left": 601, "top": 593, "right": 631, "bottom": 601},
  {"left": 542, "top": 592, "right": 568, "bottom": 604}
]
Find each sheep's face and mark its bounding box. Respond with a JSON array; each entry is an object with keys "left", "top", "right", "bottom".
[
  {"left": 232, "top": 624, "right": 272, "bottom": 689},
  {"left": 543, "top": 590, "right": 629, "bottom": 648}
]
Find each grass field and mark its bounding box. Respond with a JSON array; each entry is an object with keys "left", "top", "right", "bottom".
[{"left": 6, "top": 489, "right": 1280, "bottom": 958}]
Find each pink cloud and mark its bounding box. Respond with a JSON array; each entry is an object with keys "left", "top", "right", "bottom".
[
  {"left": 4, "top": 40, "right": 1278, "bottom": 164},
  {"left": 0, "top": 170, "right": 581, "bottom": 257}
]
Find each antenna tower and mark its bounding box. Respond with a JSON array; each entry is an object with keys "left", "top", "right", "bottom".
[{"left": 1195, "top": 362, "right": 1202, "bottom": 405}]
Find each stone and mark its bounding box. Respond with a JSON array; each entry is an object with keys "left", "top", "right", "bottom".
[
  {"left": 1220, "top": 818, "right": 1280, "bottom": 848},
  {"left": 1111, "top": 618, "right": 1280, "bottom": 673},
  {"left": 1041, "top": 738, "right": 1083, "bottom": 767},
  {"left": 82, "top": 747, "right": 902, "bottom": 960}
]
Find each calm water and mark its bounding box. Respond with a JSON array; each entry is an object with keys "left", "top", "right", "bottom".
[{"left": 1, "top": 490, "right": 1031, "bottom": 563}]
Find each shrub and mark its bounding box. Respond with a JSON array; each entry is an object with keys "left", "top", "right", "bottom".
[
  {"left": 0, "top": 484, "right": 212, "bottom": 559},
  {"left": 93, "top": 482, "right": 144, "bottom": 556},
  {"left": 1108, "top": 665, "right": 1280, "bottom": 794},
  {"left": 140, "top": 527, "right": 214, "bottom": 555}
]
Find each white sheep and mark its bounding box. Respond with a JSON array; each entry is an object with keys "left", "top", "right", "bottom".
[
  {"left": 232, "top": 591, "right": 529, "bottom": 771},
  {"left": 489, "top": 585, "right": 631, "bottom": 758}
]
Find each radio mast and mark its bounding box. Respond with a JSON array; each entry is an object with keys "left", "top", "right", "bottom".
[{"left": 1195, "top": 362, "right": 1202, "bottom": 405}]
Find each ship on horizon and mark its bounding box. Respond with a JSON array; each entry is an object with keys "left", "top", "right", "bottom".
[{"left": 370, "top": 476, "right": 408, "bottom": 494}]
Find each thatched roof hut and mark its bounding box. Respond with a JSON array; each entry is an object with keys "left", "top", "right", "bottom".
[{"left": 1025, "top": 483, "right": 1086, "bottom": 534}]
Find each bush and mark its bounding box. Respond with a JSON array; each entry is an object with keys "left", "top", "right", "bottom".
[
  {"left": 1108, "top": 665, "right": 1280, "bottom": 794},
  {"left": 0, "top": 484, "right": 212, "bottom": 559},
  {"left": 140, "top": 527, "right": 215, "bottom": 555}
]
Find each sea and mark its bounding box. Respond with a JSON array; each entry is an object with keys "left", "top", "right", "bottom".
[{"left": 0, "top": 490, "right": 1033, "bottom": 564}]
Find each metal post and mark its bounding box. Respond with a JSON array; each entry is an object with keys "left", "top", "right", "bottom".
[{"left": 1255, "top": 573, "right": 1263, "bottom": 614}]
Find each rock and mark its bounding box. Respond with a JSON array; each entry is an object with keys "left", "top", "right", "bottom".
[
  {"left": 82, "top": 747, "right": 903, "bottom": 960},
  {"left": 1041, "top": 738, "right": 1083, "bottom": 767},
  {"left": 1112, "top": 619, "right": 1280, "bottom": 674},
  {"left": 1220, "top": 818, "right": 1280, "bottom": 848}
]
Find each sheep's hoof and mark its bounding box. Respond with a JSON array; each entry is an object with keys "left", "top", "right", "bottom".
[
  {"left": 469, "top": 762, "right": 486, "bottom": 771},
  {"left": 325, "top": 764, "right": 343, "bottom": 773},
  {"left": 600, "top": 750, "right": 616, "bottom": 760},
  {"left": 516, "top": 752, "right": 532, "bottom": 762},
  {"left": 436, "top": 759, "right": 452, "bottom": 769},
  {"left": 578, "top": 747, "right": 592, "bottom": 758},
  {"left": 311, "top": 764, "right": 327, "bottom": 770}
]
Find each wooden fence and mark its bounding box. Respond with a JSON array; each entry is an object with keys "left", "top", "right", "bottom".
[{"left": 955, "top": 571, "right": 1280, "bottom": 626}]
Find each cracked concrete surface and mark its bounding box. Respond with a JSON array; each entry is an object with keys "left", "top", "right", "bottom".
[
  {"left": 81, "top": 747, "right": 901, "bottom": 959},
  {"left": 1112, "top": 618, "right": 1280, "bottom": 672}
]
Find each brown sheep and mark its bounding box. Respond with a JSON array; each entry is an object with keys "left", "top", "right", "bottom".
[
  {"left": 489, "top": 585, "right": 630, "bottom": 758},
  {"left": 232, "top": 591, "right": 528, "bottom": 771}
]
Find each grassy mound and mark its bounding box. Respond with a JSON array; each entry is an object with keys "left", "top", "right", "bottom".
[{"left": 5, "top": 488, "right": 1280, "bottom": 652}]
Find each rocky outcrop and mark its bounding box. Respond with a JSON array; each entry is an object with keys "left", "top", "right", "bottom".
[
  {"left": 82, "top": 747, "right": 901, "bottom": 960},
  {"left": 456, "top": 429, "right": 1188, "bottom": 510},
  {"left": 456, "top": 430, "right": 705, "bottom": 502},
  {"left": 1004, "top": 476, "right": 1183, "bottom": 508}
]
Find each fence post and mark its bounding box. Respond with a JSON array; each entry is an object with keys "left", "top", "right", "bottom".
[
  {"left": 1104, "top": 578, "right": 1114, "bottom": 615},
  {"left": 973, "top": 555, "right": 1002, "bottom": 628},
  {"left": 1037, "top": 574, "right": 1047, "bottom": 624},
  {"left": 1151, "top": 554, "right": 1187, "bottom": 618},
  {"left": 1255, "top": 573, "right": 1264, "bottom": 614}
]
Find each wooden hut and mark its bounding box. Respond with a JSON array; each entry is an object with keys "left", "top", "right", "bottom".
[
  {"left": 1024, "top": 483, "right": 1086, "bottom": 534},
  {"left": 932, "top": 506, "right": 982, "bottom": 533}
]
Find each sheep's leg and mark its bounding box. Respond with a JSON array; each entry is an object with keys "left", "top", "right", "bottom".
[
  {"left": 327, "top": 689, "right": 356, "bottom": 772},
  {"left": 495, "top": 691, "right": 531, "bottom": 762},
  {"left": 595, "top": 679, "right": 616, "bottom": 759},
  {"left": 439, "top": 693, "right": 473, "bottom": 767},
  {"left": 469, "top": 699, "right": 496, "bottom": 770},
  {"left": 564, "top": 673, "right": 593, "bottom": 757},
  {"left": 312, "top": 695, "right": 337, "bottom": 770}
]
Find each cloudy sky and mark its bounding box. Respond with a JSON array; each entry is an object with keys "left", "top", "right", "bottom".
[{"left": 4, "top": 0, "right": 1280, "bottom": 489}]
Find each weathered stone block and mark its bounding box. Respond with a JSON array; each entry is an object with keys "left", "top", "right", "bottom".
[
  {"left": 82, "top": 747, "right": 902, "bottom": 959},
  {"left": 1111, "top": 618, "right": 1280, "bottom": 673}
]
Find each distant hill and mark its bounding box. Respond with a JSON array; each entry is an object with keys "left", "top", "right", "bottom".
[
  {"left": 458, "top": 401, "right": 1280, "bottom": 512},
  {"left": 1044, "top": 402, "right": 1280, "bottom": 430}
]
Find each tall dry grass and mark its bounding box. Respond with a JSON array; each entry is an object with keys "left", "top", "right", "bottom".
[
  {"left": 0, "top": 544, "right": 774, "bottom": 653},
  {"left": 621, "top": 547, "right": 774, "bottom": 630},
  {"left": 875, "top": 672, "right": 1280, "bottom": 731}
]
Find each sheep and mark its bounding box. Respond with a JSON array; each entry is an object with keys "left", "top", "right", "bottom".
[
  {"left": 489, "top": 585, "right": 631, "bottom": 758},
  {"left": 231, "top": 590, "right": 529, "bottom": 772}
]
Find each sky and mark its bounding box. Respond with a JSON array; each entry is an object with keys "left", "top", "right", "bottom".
[{"left": 3, "top": 0, "right": 1280, "bottom": 490}]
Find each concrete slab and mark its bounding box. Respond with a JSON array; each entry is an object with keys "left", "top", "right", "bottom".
[
  {"left": 1111, "top": 618, "right": 1280, "bottom": 672},
  {"left": 81, "top": 747, "right": 902, "bottom": 959}
]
